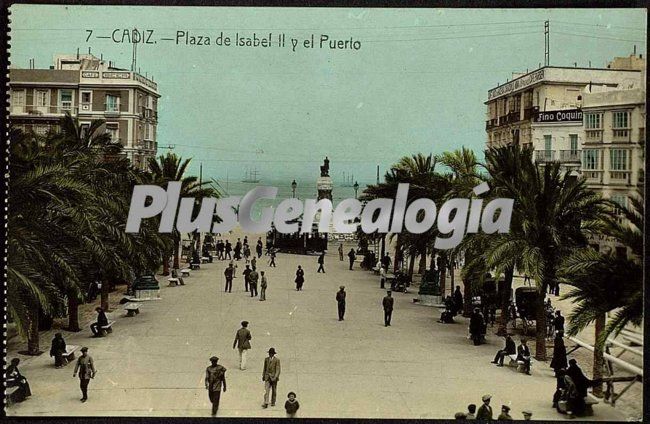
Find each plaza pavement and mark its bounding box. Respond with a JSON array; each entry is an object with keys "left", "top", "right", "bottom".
[{"left": 6, "top": 240, "right": 630, "bottom": 420}]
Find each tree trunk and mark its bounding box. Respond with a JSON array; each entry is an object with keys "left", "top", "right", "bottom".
[
  {"left": 173, "top": 237, "right": 180, "bottom": 269},
  {"left": 497, "top": 266, "right": 514, "bottom": 336},
  {"left": 408, "top": 252, "right": 416, "bottom": 279},
  {"left": 439, "top": 256, "right": 447, "bottom": 298},
  {"left": 100, "top": 279, "right": 110, "bottom": 312},
  {"left": 534, "top": 282, "right": 548, "bottom": 361},
  {"left": 463, "top": 276, "right": 472, "bottom": 317},
  {"left": 67, "top": 294, "right": 81, "bottom": 332},
  {"left": 449, "top": 261, "right": 455, "bottom": 289},
  {"left": 162, "top": 254, "right": 170, "bottom": 276},
  {"left": 27, "top": 310, "right": 40, "bottom": 355},
  {"left": 592, "top": 313, "right": 606, "bottom": 397},
  {"left": 418, "top": 251, "right": 427, "bottom": 274},
  {"left": 380, "top": 235, "right": 386, "bottom": 258}
]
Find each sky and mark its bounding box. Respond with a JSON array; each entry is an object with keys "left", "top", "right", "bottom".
[{"left": 9, "top": 6, "right": 647, "bottom": 188}]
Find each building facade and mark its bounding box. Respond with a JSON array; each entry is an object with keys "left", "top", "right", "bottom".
[
  {"left": 485, "top": 59, "right": 642, "bottom": 173},
  {"left": 485, "top": 54, "right": 645, "bottom": 256},
  {"left": 9, "top": 54, "right": 160, "bottom": 170}
]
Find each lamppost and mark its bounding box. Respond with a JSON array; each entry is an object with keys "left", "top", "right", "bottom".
[
  {"left": 291, "top": 179, "right": 297, "bottom": 198},
  {"left": 353, "top": 181, "right": 359, "bottom": 199}
]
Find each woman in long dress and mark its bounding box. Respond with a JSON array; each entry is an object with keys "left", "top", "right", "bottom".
[
  {"left": 6, "top": 358, "right": 32, "bottom": 402},
  {"left": 295, "top": 265, "right": 305, "bottom": 291}
]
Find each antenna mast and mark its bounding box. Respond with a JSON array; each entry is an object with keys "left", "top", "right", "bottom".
[{"left": 544, "top": 20, "right": 550, "bottom": 66}]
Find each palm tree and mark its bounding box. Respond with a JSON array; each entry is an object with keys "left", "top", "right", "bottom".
[
  {"left": 559, "top": 188, "right": 643, "bottom": 395},
  {"left": 474, "top": 145, "right": 611, "bottom": 360},
  {"left": 148, "top": 153, "right": 217, "bottom": 269}
]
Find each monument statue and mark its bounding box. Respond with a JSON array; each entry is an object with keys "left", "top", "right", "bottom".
[{"left": 320, "top": 156, "right": 330, "bottom": 177}]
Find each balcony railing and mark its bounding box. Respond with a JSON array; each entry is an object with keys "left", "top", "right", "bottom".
[
  {"left": 585, "top": 129, "right": 603, "bottom": 143},
  {"left": 558, "top": 150, "right": 581, "bottom": 163},
  {"left": 11, "top": 104, "right": 79, "bottom": 115},
  {"left": 612, "top": 128, "right": 631, "bottom": 143},
  {"left": 609, "top": 170, "right": 632, "bottom": 185},
  {"left": 534, "top": 150, "right": 555, "bottom": 162},
  {"left": 583, "top": 170, "right": 604, "bottom": 184}
]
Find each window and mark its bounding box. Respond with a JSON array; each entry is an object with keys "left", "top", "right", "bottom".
[
  {"left": 80, "top": 123, "right": 91, "bottom": 138},
  {"left": 585, "top": 113, "right": 602, "bottom": 129},
  {"left": 610, "top": 149, "right": 629, "bottom": 170},
  {"left": 582, "top": 149, "right": 599, "bottom": 170},
  {"left": 12, "top": 89, "right": 25, "bottom": 105},
  {"left": 105, "top": 94, "right": 119, "bottom": 112},
  {"left": 106, "top": 123, "right": 119, "bottom": 142},
  {"left": 34, "top": 125, "right": 49, "bottom": 136},
  {"left": 81, "top": 92, "right": 91, "bottom": 104},
  {"left": 59, "top": 90, "right": 73, "bottom": 110},
  {"left": 569, "top": 134, "right": 578, "bottom": 153},
  {"left": 613, "top": 111, "right": 630, "bottom": 129},
  {"left": 610, "top": 194, "right": 627, "bottom": 217},
  {"left": 36, "top": 89, "right": 49, "bottom": 107},
  {"left": 144, "top": 123, "right": 150, "bottom": 140}
]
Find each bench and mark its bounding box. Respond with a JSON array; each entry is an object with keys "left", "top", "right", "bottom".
[
  {"left": 168, "top": 277, "right": 184, "bottom": 287},
  {"left": 6, "top": 385, "right": 20, "bottom": 406},
  {"left": 190, "top": 263, "right": 201, "bottom": 270},
  {"left": 507, "top": 354, "right": 533, "bottom": 373},
  {"left": 61, "top": 345, "right": 81, "bottom": 364},
  {"left": 201, "top": 256, "right": 211, "bottom": 264},
  {"left": 98, "top": 321, "right": 115, "bottom": 337},
  {"left": 180, "top": 269, "right": 191, "bottom": 277},
  {"left": 123, "top": 302, "right": 143, "bottom": 317},
  {"left": 557, "top": 395, "right": 598, "bottom": 417}
]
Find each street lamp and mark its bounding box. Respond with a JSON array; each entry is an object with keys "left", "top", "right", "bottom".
[
  {"left": 291, "top": 179, "right": 297, "bottom": 198},
  {"left": 353, "top": 181, "right": 359, "bottom": 199}
]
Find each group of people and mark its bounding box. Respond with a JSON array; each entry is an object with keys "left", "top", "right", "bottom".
[
  {"left": 454, "top": 395, "right": 533, "bottom": 420},
  {"left": 210, "top": 236, "right": 267, "bottom": 262},
  {"left": 217, "top": 321, "right": 298, "bottom": 417},
  {"left": 491, "top": 335, "right": 532, "bottom": 375}
]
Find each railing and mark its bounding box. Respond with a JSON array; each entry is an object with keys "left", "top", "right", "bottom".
[
  {"left": 612, "top": 129, "right": 631, "bottom": 143},
  {"left": 585, "top": 129, "right": 603, "bottom": 143},
  {"left": 11, "top": 104, "right": 79, "bottom": 115},
  {"left": 609, "top": 170, "right": 632, "bottom": 185},
  {"left": 534, "top": 150, "right": 555, "bottom": 162},
  {"left": 558, "top": 150, "right": 581, "bottom": 163},
  {"left": 583, "top": 170, "right": 604, "bottom": 184}
]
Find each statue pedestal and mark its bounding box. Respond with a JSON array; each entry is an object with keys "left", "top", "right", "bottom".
[
  {"left": 317, "top": 176, "right": 333, "bottom": 201},
  {"left": 417, "top": 294, "right": 443, "bottom": 306}
]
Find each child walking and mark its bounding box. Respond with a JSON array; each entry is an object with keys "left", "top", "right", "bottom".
[{"left": 284, "top": 392, "right": 300, "bottom": 418}]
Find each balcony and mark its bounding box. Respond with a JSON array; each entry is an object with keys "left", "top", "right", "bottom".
[
  {"left": 11, "top": 104, "right": 78, "bottom": 116},
  {"left": 609, "top": 170, "right": 632, "bottom": 185},
  {"left": 534, "top": 150, "right": 555, "bottom": 163},
  {"left": 523, "top": 106, "right": 538, "bottom": 121},
  {"left": 585, "top": 129, "right": 603, "bottom": 144},
  {"left": 558, "top": 150, "right": 581, "bottom": 163},
  {"left": 485, "top": 118, "right": 498, "bottom": 130},
  {"left": 583, "top": 170, "right": 604, "bottom": 184},
  {"left": 612, "top": 129, "right": 631, "bottom": 143}
]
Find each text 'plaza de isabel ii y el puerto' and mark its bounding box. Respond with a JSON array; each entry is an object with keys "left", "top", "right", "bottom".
[
  {"left": 8, "top": 53, "right": 160, "bottom": 171},
  {"left": 485, "top": 54, "right": 645, "bottom": 256}
]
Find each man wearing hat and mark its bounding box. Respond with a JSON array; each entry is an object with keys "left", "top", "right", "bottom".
[
  {"left": 497, "top": 404, "right": 513, "bottom": 420},
  {"left": 262, "top": 347, "right": 281, "bottom": 408},
  {"left": 476, "top": 394, "right": 493, "bottom": 420},
  {"left": 521, "top": 410, "right": 533, "bottom": 420},
  {"left": 205, "top": 356, "right": 227, "bottom": 416},
  {"left": 73, "top": 347, "right": 96, "bottom": 402},
  {"left": 336, "top": 286, "right": 346, "bottom": 321},
  {"left": 233, "top": 321, "right": 252, "bottom": 370},
  {"left": 382, "top": 290, "right": 394, "bottom": 326}
]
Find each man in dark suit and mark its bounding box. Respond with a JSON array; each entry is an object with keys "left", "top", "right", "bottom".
[
  {"left": 382, "top": 291, "right": 394, "bottom": 326},
  {"left": 262, "top": 347, "right": 281, "bottom": 408},
  {"left": 492, "top": 334, "right": 516, "bottom": 366},
  {"left": 476, "top": 394, "right": 493, "bottom": 420},
  {"left": 336, "top": 286, "right": 346, "bottom": 321},
  {"left": 553, "top": 310, "right": 565, "bottom": 334},
  {"left": 224, "top": 264, "right": 234, "bottom": 293},
  {"left": 90, "top": 307, "right": 108, "bottom": 337},
  {"left": 517, "top": 339, "right": 532, "bottom": 375},
  {"left": 317, "top": 252, "right": 325, "bottom": 273},
  {"left": 348, "top": 249, "right": 356, "bottom": 270},
  {"left": 233, "top": 321, "right": 252, "bottom": 370}
]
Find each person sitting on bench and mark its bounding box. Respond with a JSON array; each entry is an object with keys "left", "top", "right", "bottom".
[
  {"left": 6, "top": 358, "right": 32, "bottom": 402},
  {"left": 171, "top": 268, "right": 185, "bottom": 285},
  {"left": 491, "top": 334, "right": 516, "bottom": 366},
  {"left": 438, "top": 296, "right": 456, "bottom": 323},
  {"left": 516, "top": 339, "right": 531, "bottom": 375},
  {"left": 90, "top": 307, "right": 109, "bottom": 337},
  {"left": 50, "top": 332, "right": 67, "bottom": 368}
]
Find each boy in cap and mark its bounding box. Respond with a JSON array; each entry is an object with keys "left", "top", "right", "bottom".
[
  {"left": 262, "top": 347, "right": 281, "bottom": 408},
  {"left": 466, "top": 404, "right": 476, "bottom": 419},
  {"left": 522, "top": 410, "right": 533, "bottom": 420},
  {"left": 497, "top": 405, "right": 513, "bottom": 420},
  {"left": 73, "top": 347, "right": 96, "bottom": 402},
  {"left": 205, "top": 356, "right": 227, "bottom": 416},
  {"left": 476, "top": 394, "right": 493, "bottom": 420}
]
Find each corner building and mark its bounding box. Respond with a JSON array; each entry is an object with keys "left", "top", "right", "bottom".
[{"left": 8, "top": 54, "right": 160, "bottom": 170}]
